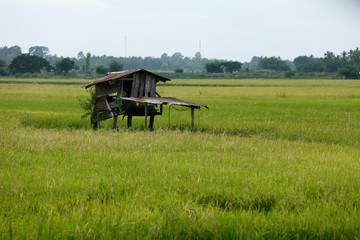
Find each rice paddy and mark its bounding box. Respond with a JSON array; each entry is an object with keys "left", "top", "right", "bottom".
[{"left": 0, "top": 78, "right": 360, "bottom": 239}]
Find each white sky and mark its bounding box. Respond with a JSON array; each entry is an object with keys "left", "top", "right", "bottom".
[{"left": 1, "top": 0, "right": 359, "bottom": 61}]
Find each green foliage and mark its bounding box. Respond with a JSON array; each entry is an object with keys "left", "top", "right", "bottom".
[
  {"left": 337, "top": 65, "right": 360, "bottom": 79},
  {"left": 95, "top": 65, "right": 108, "bottom": 75},
  {"left": 28, "top": 46, "right": 49, "bottom": 58},
  {"left": 221, "top": 61, "right": 242, "bottom": 73},
  {"left": 85, "top": 52, "right": 91, "bottom": 73},
  {"left": 9, "top": 54, "right": 51, "bottom": 74},
  {"left": 174, "top": 68, "right": 184, "bottom": 73},
  {"left": 108, "top": 60, "right": 123, "bottom": 72},
  {"left": 205, "top": 61, "right": 242, "bottom": 73},
  {"left": 0, "top": 59, "right": 7, "bottom": 76},
  {"left": 78, "top": 87, "right": 97, "bottom": 122},
  {"left": 205, "top": 61, "right": 223, "bottom": 73},
  {"left": 284, "top": 71, "right": 296, "bottom": 78},
  {"left": 258, "top": 56, "right": 291, "bottom": 71},
  {"left": 55, "top": 57, "right": 75, "bottom": 75}
]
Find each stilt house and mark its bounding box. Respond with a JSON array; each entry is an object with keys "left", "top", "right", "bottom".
[{"left": 85, "top": 69, "right": 208, "bottom": 131}]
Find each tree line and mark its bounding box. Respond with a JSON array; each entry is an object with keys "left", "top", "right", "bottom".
[{"left": 0, "top": 45, "right": 359, "bottom": 79}]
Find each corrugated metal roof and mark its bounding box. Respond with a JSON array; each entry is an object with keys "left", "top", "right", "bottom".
[
  {"left": 85, "top": 69, "right": 170, "bottom": 88},
  {"left": 119, "top": 96, "right": 209, "bottom": 109}
]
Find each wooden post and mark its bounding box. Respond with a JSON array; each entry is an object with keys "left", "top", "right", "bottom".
[
  {"left": 93, "top": 121, "right": 98, "bottom": 131},
  {"left": 149, "top": 115, "right": 155, "bottom": 131},
  {"left": 127, "top": 115, "right": 132, "bottom": 129},
  {"left": 144, "top": 103, "right": 148, "bottom": 130},
  {"left": 191, "top": 107, "right": 195, "bottom": 132},
  {"left": 112, "top": 115, "right": 118, "bottom": 130}
]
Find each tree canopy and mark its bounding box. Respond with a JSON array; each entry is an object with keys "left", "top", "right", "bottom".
[
  {"left": 205, "top": 61, "right": 242, "bottom": 73},
  {"left": 258, "top": 57, "right": 291, "bottom": 71},
  {"left": 9, "top": 54, "right": 50, "bottom": 74},
  {"left": 109, "top": 60, "right": 123, "bottom": 72},
  {"left": 29, "top": 46, "right": 49, "bottom": 58},
  {"left": 56, "top": 57, "right": 75, "bottom": 75}
]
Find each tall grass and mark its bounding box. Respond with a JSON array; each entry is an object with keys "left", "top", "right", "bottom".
[{"left": 1, "top": 79, "right": 360, "bottom": 239}]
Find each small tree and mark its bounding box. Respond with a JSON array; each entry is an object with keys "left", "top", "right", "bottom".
[
  {"left": 109, "top": 60, "right": 123, "bottom": 72},
  {"left": 0, "top": 59, "right": 8, "bottom": 76},
  {"left": 337, "top": 65, "right": 360, "bottom": 79},
  {"left": 284, "top": 71, "right": 296, "bottom": 78},
  {"left": 56, "top": 58, "right": 75, "bottom": 76},
  {"left": 95, "top": 65, "right": 108, "bottom": 75},
  {"left": 9, "top": 54, "right": 50, "bottom": 74},
  {"left": 174, "top": 68, "right": 184, "bottom": 73},
  {"left": 222, "top": 61, "right": 242, "bottom": 73},
  {"left": 205, "top": 62, "right": 223, "bottom": 73},
  {"left": 85, "top": 52, "right": 91, "bottom": 73}
]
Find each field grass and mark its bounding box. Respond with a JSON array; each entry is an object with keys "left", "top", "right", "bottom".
[{"left": 1, "top": 78, "right": 360, "bottom": 239}]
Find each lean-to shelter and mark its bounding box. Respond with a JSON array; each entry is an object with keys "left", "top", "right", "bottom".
[{"left": 84, "top": 69, "right": 208, "bottom": 131}]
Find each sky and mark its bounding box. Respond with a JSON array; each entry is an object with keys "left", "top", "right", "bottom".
[{"left": 0, "top": 0, "right": 359, "bottom": 62}]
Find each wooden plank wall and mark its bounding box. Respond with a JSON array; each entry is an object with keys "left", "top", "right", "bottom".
[
  {"left": 131, "top": 73, "right": 156, "bottom": 97},
  {"left": 95, "top": 82, "right": 121, "bottom": 98}
]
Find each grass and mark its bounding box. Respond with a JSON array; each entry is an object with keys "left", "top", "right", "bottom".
[{"left": 1, "top": 78, "right": 360, "bottom": 239}]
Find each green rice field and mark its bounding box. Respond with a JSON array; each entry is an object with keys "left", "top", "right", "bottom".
[{"left": 1, "top": 78, "right": 360, "bottom": 239}]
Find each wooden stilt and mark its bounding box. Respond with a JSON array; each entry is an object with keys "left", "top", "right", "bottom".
[
  {"left": 127, "top": 115, "right": 132, "bottom": 129},
  {"left": 93, "top": 121, "right": 98, "bottom": 131},
  {"left": 149, "top": 115, "right": 155, "bottom": 131},
  {"left": 112, "top": 115, "right": 118, "bottom": 131},
  {"left": 191, "top": 107, "right": 195, "bottom": 132},
  {"left": 144, "top": 103, "right": 148, "bottom": 130}
]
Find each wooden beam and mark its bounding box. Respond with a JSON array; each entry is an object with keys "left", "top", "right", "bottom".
[
  {"left": 144, "top": 103, "right": 148, "bottom": 130},
  {"left": 127, "top": 115, "right": 132, "bottom": 129},
  {"left": 112, "top": 116, "right": 118, "bottom": 130},
  {"left": 191, "top": 107, "right": 195, "bottom": 132}
]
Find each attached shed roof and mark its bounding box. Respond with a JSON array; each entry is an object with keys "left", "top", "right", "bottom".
[
  {"left": 119, "top": 96, "right": 209, "bottom": 109},
  {"left": 85, "top": 69, "right": 170, "bottom": 88}
]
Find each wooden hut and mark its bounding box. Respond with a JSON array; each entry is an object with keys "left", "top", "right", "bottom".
[{"left": 85, "top": 69, "right": 208, "bottom": 131}]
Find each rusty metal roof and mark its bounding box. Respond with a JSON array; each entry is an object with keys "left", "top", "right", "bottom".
[
  {"left": 85, "top": 69, "right": 170, "bottom": 88},
  {"left": 119, "top": 97, "right": 209, "bottom": 109}
]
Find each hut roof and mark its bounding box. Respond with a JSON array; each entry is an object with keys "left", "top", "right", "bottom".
[{"left": 85, "top": 69, "right": 170, "bottom": 88}]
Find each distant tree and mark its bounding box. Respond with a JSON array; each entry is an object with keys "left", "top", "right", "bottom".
[
  {"left": 349, "top": 48, "right": 360, "bottom": 65},
  {"left": 205, "top": 62, "right": 223, "bottom": 73},
  {"left": 95, "top": 65, "right": 108, "bottom": 75},
  {"left": 0, "top": 59, "right": 7, "bottom": 76},
  {"left": 323, "top": 51, "right": 343, "bottom": 72},
  {"left": 337, "top": 65, "right": 360, "bottom": 79},
  {"left": 294, "top": 55, "right": 315, "bottom": 68},
  {"left": 248, "top": 56, "right": 260, "bottom": 69},
  {"left": 258, "top": 57, "right": 291, "bottom": 71},
  {"left": 194, "top": 52, "right": 202, "bottom": 60},
  {"left": 171, "top": 52, "right": 184, "bottom": 61},
  {"left": 56, "top": 57, "right": 75, "bottom": 75},
  {"left": 77, "top": 51, "right": 85, "bottom": 59},
  {"left": 160, "top": 53, "right": 169, "bottom": 60},
  {"left": 296, "top": 59, "right": 325, "bottom": 73},
  {"left": 0, "top": 45, "right": 22, "bottom": 57},
  {"left": 174, "top": 68, "right": 184, "bottom": 73},
  {"left": 222, "top": 61, "right": 242, "bottom": 73},
  {"left": 9, "top": 54, "right": 50, "bottom": 74},
  {"left": 85, "top": 52, "right": 91, "bottom": 73},
  {"left": 29, "top": 46, "right": 49, "bottom": 58},
  {"left": 109, "top": 60, "right": 123, "bottom": 72},
  {"left": 284, "top": 71, "right": 296, "bottom": 78}
]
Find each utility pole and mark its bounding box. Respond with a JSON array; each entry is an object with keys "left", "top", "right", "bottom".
[
  {"left": 199, "top": 39, "right": 201, "bottom": 55},
  {"left": 124, "top": 36, "right": 127, "bottom": 58}
]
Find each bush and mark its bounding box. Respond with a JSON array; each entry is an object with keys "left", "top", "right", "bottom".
[
  {"left": 95, "top": 65, "right": 108, "bottom": 75},
  {"left": 284, "top": 71, "right": 296, "bottom": 78},
  {"left": 174, "top": 68, "right": 184, "bottom": 73},
  {"left": 337, "top": 65, "right": 360, "bottom": 79}
]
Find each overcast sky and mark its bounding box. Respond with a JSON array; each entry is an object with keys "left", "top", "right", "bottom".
[{"left": 1, "top": 0, "right": 359, "bottom": 62}]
